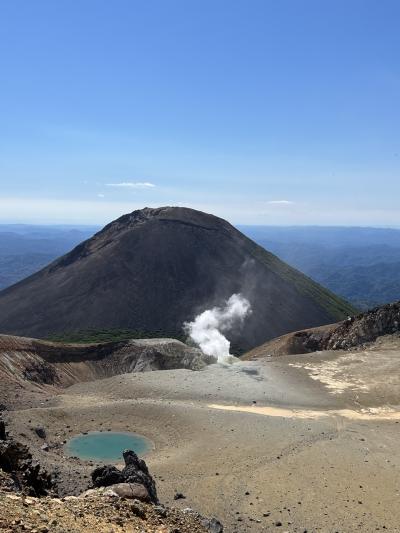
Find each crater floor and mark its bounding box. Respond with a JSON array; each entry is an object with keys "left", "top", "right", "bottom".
[{"left": 5, "top": 336, "right": 400, "bottom": 533}]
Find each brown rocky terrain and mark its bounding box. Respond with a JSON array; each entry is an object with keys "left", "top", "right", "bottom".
[
  {"left": 0, "top": 415, "right": 221, "bottom": 533},
  {"left": 0, "top": 490, "right": 216, "bottom": 533},
  {"left": 244, "top": 300, "right": 400, "bottom": 359}
]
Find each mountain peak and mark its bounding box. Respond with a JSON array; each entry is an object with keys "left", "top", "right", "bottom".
[
  {"left": 103, "top": 206, "right": 230, "bottom": 233},
  {"left": 0, "top": 208, "right": 354, "bottom": 350}
]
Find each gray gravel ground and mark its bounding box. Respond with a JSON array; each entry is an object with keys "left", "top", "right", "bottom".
[{"left": 6, "top": 339, "right": 400, "bottom": 532}]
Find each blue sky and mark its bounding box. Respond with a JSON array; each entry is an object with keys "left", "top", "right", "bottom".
[{"left": 0, "top": 0, "right": 399, "bottom": 225}]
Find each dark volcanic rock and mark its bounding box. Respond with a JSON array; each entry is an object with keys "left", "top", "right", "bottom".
[
  {"left": 91, "top": 465, "right": 124, "bottom": 487},
  {"left": 0, "top": 419, "right": 6, "bottom": 440},
  {"left": 121, "top": 450, "right": 158, "bottom": 503},
  {"left": 247, "top": 301, "right": 400, "bottom": 358},
  {"left": 0, "top": 418, "right": 53, "bottom": 496},
  {"left": 22, "top": 360, "right": 58, "bottom": 384},
  {"left": 34, "top": 427, "right": 46, "bottom": 439},
  {"left": 91, "top": 449, "right": 158, "bottom": 503},
  {"left": 0, "top": 207, "right": 354, "bottom": 352}
]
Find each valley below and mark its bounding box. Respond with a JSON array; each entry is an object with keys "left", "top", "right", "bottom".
[{"left": 4, "top": 334, "right": 400, "bottom": 532}]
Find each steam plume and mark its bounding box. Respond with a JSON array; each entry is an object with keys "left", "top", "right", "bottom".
[{"left": 184, "top": 294, "right": 251, "bottom": 363}]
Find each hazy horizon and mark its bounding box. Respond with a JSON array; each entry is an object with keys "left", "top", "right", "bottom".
[{"left": 1, "top": 217, "right": 400, "bottom": 231}]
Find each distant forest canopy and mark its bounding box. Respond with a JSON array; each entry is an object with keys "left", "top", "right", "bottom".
[
  {"left": 240, "top": 226, "right": 400, "bottom": 310},
  {"left": 1, "top": 223, "right": 400, "bottom": 311}
]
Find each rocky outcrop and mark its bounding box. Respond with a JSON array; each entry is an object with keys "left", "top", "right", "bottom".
[
  {"left": 0, "top": 416, "right": 53, "bottom": 496},
  {"left": 245, "top": 301, "right": 400, "bottom": 358},
  {"left": 324, "top": 301, "right": 400, "bottom": 350},
  {"left": 92, "top": 449, "right": 158, "bottom": 504},
  {"left": 22, "top": 359, "right": 58, "bottom": 384}
]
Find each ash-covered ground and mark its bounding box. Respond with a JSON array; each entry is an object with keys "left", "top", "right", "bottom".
[{"left": 4, "top": 335, "right": 400, "bottom": 532}]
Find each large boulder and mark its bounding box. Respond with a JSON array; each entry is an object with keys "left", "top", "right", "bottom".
[
  {"left": 104, "top": 482, "right": 151, "bottom": 502},
  {"left": 91, "top": 449, "right": 158, "bottom": 503}
]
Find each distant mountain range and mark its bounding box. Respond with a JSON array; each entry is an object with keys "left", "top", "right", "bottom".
[
  {"left": 0, "top": 208, "right": 352, "bottom": 351},
  {"left": 0, "top": 225, "right": 98, "bottom": 290},
  {"left": 0, "top": 222, "right": 399, "bottom": 311},
  {"left": 239, "top": 226, "right": 400, "bottom": 310}
]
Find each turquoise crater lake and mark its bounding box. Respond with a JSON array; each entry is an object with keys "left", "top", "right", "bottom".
[{"left": 65, "top": 431, "right": 152, "bottom": 462}]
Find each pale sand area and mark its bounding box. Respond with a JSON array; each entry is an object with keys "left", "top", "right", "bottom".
[
  {"left": 209, "top": 403, "right": 400, "bottom": 420},
  {"left": 6, "top": 339, "right": 400, "bottom": 532}
]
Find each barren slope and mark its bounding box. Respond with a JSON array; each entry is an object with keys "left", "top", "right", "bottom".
[
  {"left": 0, "top": 334, "right": 211, "bottom": 409},
  {"left": 0, "top": 207, "right": 354, "bottom": 351}
]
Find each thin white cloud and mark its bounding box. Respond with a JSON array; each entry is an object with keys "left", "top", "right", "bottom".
[
  {"left": 106, "top": 182, "right": 156, "bottom": 189},
  {"left": 97, "top": 193, "right": 105, "bottom": 198},
  {"left": 267, "top": 200, "right": 294, "bottom": 205},
  {"left": 1, "top": 196, "right": 400, "bottom": 227}
]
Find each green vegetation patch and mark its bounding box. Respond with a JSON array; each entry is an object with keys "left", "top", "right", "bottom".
[{"left": 46, "top": 328, "right": 185, "bottom": 344}]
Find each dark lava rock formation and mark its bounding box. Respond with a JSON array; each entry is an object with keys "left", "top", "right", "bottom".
[
  {"left": 0, "top": 415, "right": 53, "bottom": 496},
  {"left": 92, "top": 449, "right": 158, "bottom": 503},
  {"left": 245, "top": 301, "right": 400, "bottom": 358},
  {"left": 0, "top": 206, "right": 354, "bottom": 351}
]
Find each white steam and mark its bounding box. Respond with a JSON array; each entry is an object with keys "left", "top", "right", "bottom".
[{"left": 184, "top": 294, "right": 251, "bottom": 363}]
